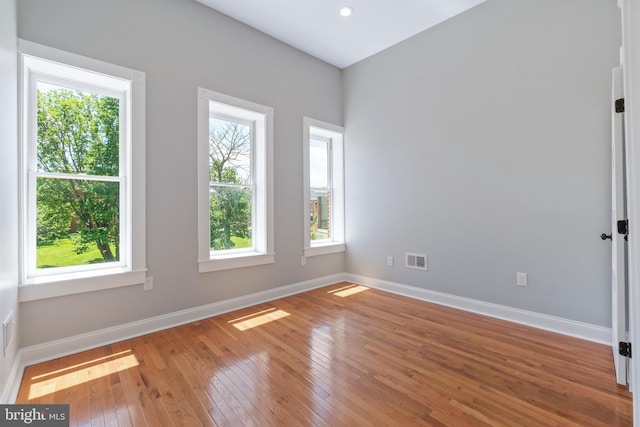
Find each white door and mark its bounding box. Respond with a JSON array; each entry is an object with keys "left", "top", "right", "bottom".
[{"left": 611, "top": 66, "right": 628, "bottom": 386}]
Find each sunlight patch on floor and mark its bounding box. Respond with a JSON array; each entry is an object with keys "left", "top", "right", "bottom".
[
  {"left": 229, "top": 308, "right": 290, "bottom": 331},
  {"left": 28, "top": 350, "right": 139, "bottom": 400},
  {"left": 329, "top": 284, "right": 369, "bottom": 297}
]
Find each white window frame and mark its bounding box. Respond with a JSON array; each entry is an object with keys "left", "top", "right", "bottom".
[
  {"left": 197, "top": 88, "right": 274, "bottom": 272},
  {"left": 303, "top": 117, "right": 345, "bottom": 257},
  {"left": 18, "top": 40, "right": 146, "bottom": 302}
]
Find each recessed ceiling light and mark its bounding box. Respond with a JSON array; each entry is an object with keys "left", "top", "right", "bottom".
[{"left": 340, "top": 6, "right": 354, "bottom": 17}]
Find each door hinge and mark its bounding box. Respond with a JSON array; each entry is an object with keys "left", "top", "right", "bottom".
[
  {"left": 618, "top": 219, "right": 629, "bottom": 235},
  {"left": 619, "top": 341, "right": 632, "bottom": 358},
  {"left": 615, "top": 98, "right": 625, "bottom": 113}
]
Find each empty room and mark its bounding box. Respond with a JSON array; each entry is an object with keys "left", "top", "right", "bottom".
[{"left": 2, "top": 0, "right": 640, "bottom": 425}]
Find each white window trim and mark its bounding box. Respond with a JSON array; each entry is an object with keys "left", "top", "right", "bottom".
[
  {"left": 18, "top": 39, "right": 146, "bottom": 301},
  {"left": 303, "top": 117, "right": 345, "bottom": 258},
  {"left": 197, "top": 88, "right": 274, "bottom": 272}
]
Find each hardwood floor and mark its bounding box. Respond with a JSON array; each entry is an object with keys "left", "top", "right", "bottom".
[{"left": 17, "top": 282, "right": 632, "bottom": 426}]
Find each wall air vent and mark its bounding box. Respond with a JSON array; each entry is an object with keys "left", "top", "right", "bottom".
[
  {"left": 3, "top": 311, "right": 14, "bottom": 357},
  {"left": 405, "top": 252, "right": 427, "bottom": 270}
]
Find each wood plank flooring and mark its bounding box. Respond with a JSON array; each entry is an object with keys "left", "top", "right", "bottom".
[{"left": 17, "top": 282, "right": 632, "bottom": 426}]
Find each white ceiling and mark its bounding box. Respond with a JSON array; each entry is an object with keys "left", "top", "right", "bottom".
[{"left": 195, "top": 0, "right": 486, "bottom": 69}]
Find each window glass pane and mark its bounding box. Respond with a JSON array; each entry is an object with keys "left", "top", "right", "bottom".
[
  {"left": 210, "top": 185, "right": 253, "bottom": 251},
  {"left": 310, "top": 138, "right": 328, "bottom": 188},
  {"left": 37, "top": 82, "right": 120, "bottom": 176},
  {"left": 310, "top": 188, "right": 331, "bottom": 241},
  {"left": 209, "top": 118, "right": 251, "bottom": 184},
  {"left": 36, "top": 177, "right": 120, "bottom": 268}
]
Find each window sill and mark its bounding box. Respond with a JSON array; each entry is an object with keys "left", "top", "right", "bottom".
[
  {"left": 304, "top": 242, "right": 346, "bottom": 257},
  {"left": 19, "top": 268, "right": 147, "bottom": 302},
  {"left": 198, "top": 252, "right": 275, "bottom": 273}
]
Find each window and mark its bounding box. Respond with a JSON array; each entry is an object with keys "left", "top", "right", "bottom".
[
  {"left": 19, "top": 40, "right": 146, "bottom": 301},
  {"left": 197, "top": 88, "right": 274, "bottom": 272},
  {"left": 303, "top": 117, "right": 345, "bottom": 257}
]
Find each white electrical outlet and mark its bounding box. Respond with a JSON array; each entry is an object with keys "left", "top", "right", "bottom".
[
  {"left": 301, "top": 256, "right": 307, "bottom": 266},
  {"left": 144, "top": 276, "right": 154, "bottom": 291},
  {"left": 517, "top": 272, "right": 528, "bottom": 287},
  {"left": 387, "top": 256, "right": 394, "bottom": 267}
]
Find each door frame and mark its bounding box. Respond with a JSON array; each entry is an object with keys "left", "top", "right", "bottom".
[{"left": 620, "top": 0, "right": 640, "bottom": 422}]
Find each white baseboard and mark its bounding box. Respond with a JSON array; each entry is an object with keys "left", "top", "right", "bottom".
[
  {"left": 345, "top": 273, "right": 611, "bottom": 345},
  {"left": 5, "top": 273, "right": 345, "bottom": 402},
  {"left": 0, "top": 352, "right": 23, "bottom": 404},
  {"left": 19, "top": 273, "right": 345, "bottom": 366},
  {"left": 4, "top": 272, "right": 612, "bottom": 403}
]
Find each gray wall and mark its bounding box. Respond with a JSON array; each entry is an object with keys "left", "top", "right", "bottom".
[
  {"left": 14, "top": 0, "right": 622, "bottom": 350},
  {"left": 17, "top": 0, "right": 344, "bottom": 347},
  {"left": 343, "top": 0, "right": 621, "bottom": 326},
  {"left": 0, "top": 0, "right": 19, "bottom": 400}
]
